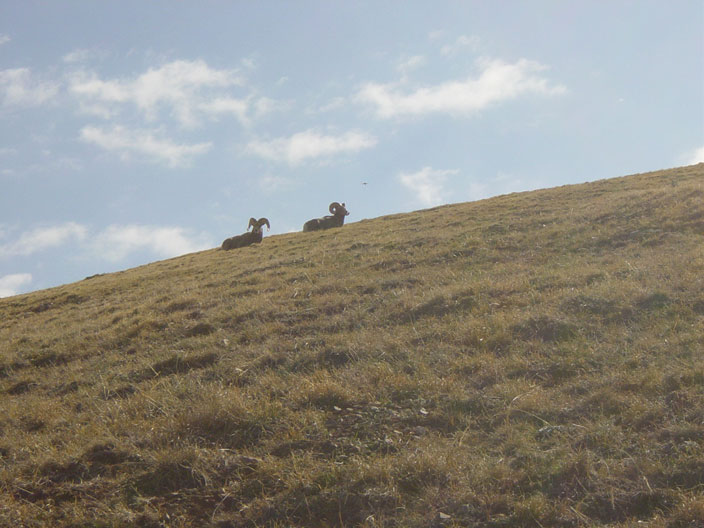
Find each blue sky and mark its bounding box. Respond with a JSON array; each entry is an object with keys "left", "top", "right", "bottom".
[{"left": 1, "top": 1, "right": 702, "bottom": 297}]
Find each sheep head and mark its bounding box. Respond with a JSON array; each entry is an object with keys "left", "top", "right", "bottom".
[
  {"left": 329, "top": 202, "right": 350, "bottom": 217},
  {"left": 248, "top": 217, "right": 271, "bottom": 234}
]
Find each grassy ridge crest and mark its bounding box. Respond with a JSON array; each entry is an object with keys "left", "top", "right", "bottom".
[{"left": 1, "top": 164, "right": 703, "bottom": 527}]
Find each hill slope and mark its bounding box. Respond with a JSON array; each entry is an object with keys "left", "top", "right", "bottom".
[{"left": 1, "top": 164, "right": 703, "bottom": 527}]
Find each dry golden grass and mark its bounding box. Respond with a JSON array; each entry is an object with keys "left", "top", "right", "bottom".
[{"left": 1, "top": 164, "right": 703, "bottom": 527}]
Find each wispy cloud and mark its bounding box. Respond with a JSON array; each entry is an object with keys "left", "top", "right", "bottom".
[
  {"left": 466, "top": 171, "right": 531, "bottom": 202},
  {"left": 257, "top": 174, "right": 297, "bottom": 193},
  {"left": 441, "top": 35, "right": 480, "bottom": 56},
  {"left": 398, "top": 166, "right": 459, "bottom": 207},
  {"left": 69, "top": 59, "right": 248, "bottom": 127},
  {"left": 198, "top": 96, "right": 251, "bottom": 125},
  {"left": 0, "top": 34, "right": 10, "bottom": 46},
  {"left": 684, "top": 145, "right": 704, "bottom": 165},
  {"left": 397, "top": 55, "right": 426, "bottom": 77},
  {"left": 0, "top": 222, "right": 87, "bottom": 257},
  {"left": 0, "top": 220, "right": 213, "bottom": 264},
  {"left": 62, "top": 48, "right": 107, "bottom": 64},
  {"left": 315, "top": 96, "right": 347, "bottom": 113},
  {"left": 0, "top": 273, "right": 32, "bottom": 298},
  {"left": 92, "top": 225, "right": 212, "bottom": 261},
  {"left": 80, "top": 125, "right": 212, "bottom": 168},
  {"left": 0, "top": 67, "right": 60, "bottom": 107},
  {"left": 358, "top": 58, "right": 566, "bottom": 118},
  {"left": 245, "top": 129, "right": 377, "bottom": 166},
  {"left": 428, "top": 30, "right": 446, "bottom": 41},
  {"left": 0, "top": 147, "right": 17, "bottom": 157}
]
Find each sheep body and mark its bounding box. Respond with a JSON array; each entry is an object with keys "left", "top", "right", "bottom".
[
  {"left": 221, "top": 230, "right": 262, "bottom": 250},
  {"left": 221, "top": 217, "right": 270, "bottom": 250},
  {"left": 303, "top": 202, "right": 349, "bottom": 232}
]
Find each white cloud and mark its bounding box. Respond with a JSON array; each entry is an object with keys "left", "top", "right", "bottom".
[
  {"left": 0, "top": 222, "right": 87, "bottom": 257},
  {"left": 63, "top": 49, "right": 91, "bottom": 63},
  {"left": 467, "top": 181, "right": 491, "bottom": 202},
  {"left": 62, "top": 48, "right": 107, "bottom": 64},
  {"left": 253, "top": 96, "right": 282, "bottom": 116},
  {"left": 685, "top": 145, "right": 704, "bottom": 165},
  {"left": 0, "top": 67, "right": 60, "bottom": 107},
  {"left": 69, "top": 59, "right": 246, "bottom": 127},
  {"left": 397, "top": 55, "right": 426, "bottom": 76},
  {"left": 466, "top": 171, "right": 541, "bottom": 202},
  {"left": 245, "top": 129, "right": 377, "bottom": 166},
  {"left": 0, "top": 34, "right": 10, "bottom": 46},
  {"left": 258, "top": 174, "right": 296, "bottom": 193},
  {"left": 398, "top": 167, "right": 459, "bottom": 207},
  {"left": 0, "top": 221, "right": 213, "bottom": 264},
  {"left": 80, "top": 125, "right": 212, "bottom": 168},
  {"left": 0, "top": 273, "right": 32, "bottom": 298},
  {"left": 316, "top": 96, "right": 347, "bottom": 113},
  {"left": 358, "top": 58, "right": 567, "bottom": 118},
  {"left": 441, "top": 35, "right": 480, "bottom": 56},
  {"left": 92, "top": 225, "right": 212, "bottom": 261},
  {"left": 241, "top": 57, "right": 257, "bottom": 70},
  {"left": 198, "top": 96, "right": 250, "bottom": 125}
]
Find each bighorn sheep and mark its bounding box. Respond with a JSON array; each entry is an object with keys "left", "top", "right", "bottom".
[
  {"left": 303, "top": 202, "right": 349, "bottom": 232},
  {"left": 221, "top": 217, "right": 270, "bottom": 250}
]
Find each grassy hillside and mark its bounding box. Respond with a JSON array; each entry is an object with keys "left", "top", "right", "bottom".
[{"left": 1, "top": 164, "right": 703, "bottom": 527}]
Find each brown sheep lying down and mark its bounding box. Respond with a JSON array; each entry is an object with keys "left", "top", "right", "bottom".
[{"left": 221, "top": 217, "right": 270, "bottom": 250}]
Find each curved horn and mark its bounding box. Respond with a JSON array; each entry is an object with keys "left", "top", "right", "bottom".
[
  {"left": 258, "top": 218, "right": 270, "bottom": 230},
  {"left": 248, "top": 217, "right": 257, "bottom": 231},
  {"left": 329, "top": 202, "right": 341, "bottom": 214}
]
